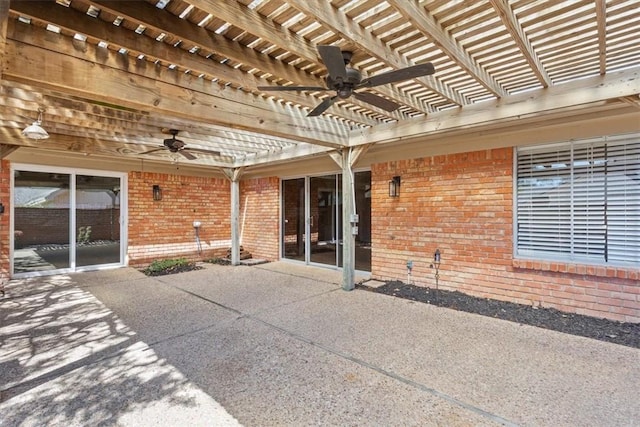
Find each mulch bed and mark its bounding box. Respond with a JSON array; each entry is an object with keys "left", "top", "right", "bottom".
[
  {"left": 142, "top": 264, "right": 203, "bottom": 277},
  {"left": 358, "top": 280, "right": 640, "bottom": 349}
]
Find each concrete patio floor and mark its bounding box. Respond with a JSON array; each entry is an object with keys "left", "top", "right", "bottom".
[{"left": 1, "top": 262, "right": 639, "bottom": 426}]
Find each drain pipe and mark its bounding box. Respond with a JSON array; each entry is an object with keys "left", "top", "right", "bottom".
[{"left": 406, "top": 260, "right": 413, "bottom": 284}]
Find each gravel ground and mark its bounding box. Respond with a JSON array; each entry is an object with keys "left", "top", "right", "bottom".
[{"left": 358, "top": 280, "right": 640, "bottom": 349}]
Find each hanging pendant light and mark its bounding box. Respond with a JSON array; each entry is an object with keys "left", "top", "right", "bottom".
[{"left": 22, "top": 109, "right": 50, "bottom": 140}]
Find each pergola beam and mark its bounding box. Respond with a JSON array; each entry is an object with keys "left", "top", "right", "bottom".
[
  {"left": 488, "top": 0, "right": 551, "bottom": 88},
  {"left": 286, "top": 0, "right": 461, "bottom": 109},
  {"left": 349, "top": 69, "right": 640, "bottom": 146},
  {"left": 4, "top": 32, "right": 348, "bottom": 149},
  {"left": 392, "top": 0, "right": 508, "bottom": 97},
  {"left": 85, "top": 0, "right": 393, "bottom": 121},
  {"left": 595, "top": 0, "right": 607, "bottom": 75},
  {"left": 0, "top": 0, "right": 8, "bottom": 83},
  {"left": 10, "top": 1, "right": 379, "bottom": 127},
  {"left": 185, "top": 0, "right": 417, "bottom": 119}
]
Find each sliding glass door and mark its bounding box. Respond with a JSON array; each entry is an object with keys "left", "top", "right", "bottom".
[
  {"left": 281, "top": 171, "right": 370, "bottom": 271},
  {"left": 75, "top": 175, "right": 122, "bottom": 267},
  {"left": 309, "top": 174, "right": 342, "bottom": 267},
  {"left": 13, "top": 166, "right": 125, "bottom": 276}
]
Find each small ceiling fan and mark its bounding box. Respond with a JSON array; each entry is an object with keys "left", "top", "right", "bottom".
[
  {"left": 258, "top": 45, "right": 435, "bottom": 116},
  {"left": 140, "top": 129, "right": 220, "bottom": 160}
]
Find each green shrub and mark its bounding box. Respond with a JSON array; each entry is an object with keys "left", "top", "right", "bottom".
[{"left": 143, "top": 258, "right": 195, "bottom": 276}]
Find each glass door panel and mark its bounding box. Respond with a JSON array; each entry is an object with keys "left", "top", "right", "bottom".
[
  {"left": 76, "top": 175, "right": 121, "bottom": 267},
  {"left": 282, "top": 178, "right": 306, "bottom": 261},
  {"left": 13, "top": 171, "right": 71, "bottom": 273},
  {"left": 310, "top": 175, "right": 340, "bottom": 266}
]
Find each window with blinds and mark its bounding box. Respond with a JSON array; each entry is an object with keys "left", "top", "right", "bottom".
[{"left": 516, "top": 134, "right": 639, "bottom": 267}]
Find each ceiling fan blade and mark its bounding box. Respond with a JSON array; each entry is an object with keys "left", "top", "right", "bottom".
[
  {"left": 317, "top": 45, "right": 347, "bottom": 81},
  {"left": 353, "top": 91, "right": 400, "bottom": 112},
  {"left": 257, "top": 85, "right": 328, "bottom": 92},
  {"left": 307, "top": 96, "right": 338, "bottom": 117},
  {"left": 186, "top": 147, "right": 221, "bottom": 156},
  {"left": 178, "top": 150, "right": 197, "bottom": 160},
  {"left": 359, "top": 63, "right": 435, "bottom": 88},
  {"left": 139, "top": 147, "right": 164, "bottom": 155}
]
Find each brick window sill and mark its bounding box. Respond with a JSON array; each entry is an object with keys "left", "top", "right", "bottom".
[{"left": 512, "top": 259, "right": 639, "bottom": 280}]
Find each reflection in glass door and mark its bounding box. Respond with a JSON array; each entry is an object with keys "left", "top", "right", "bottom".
[
  {"left": 76, "top": 175, "right": 122, "bottom": 267},
  {"left": 13, "top": 171, "right": 71, "bottom": 273},
  {"left": 13, "top": 168, "right": 124, "bottom": 275},
  {"left": 282, "top": 178, "right": 306, "bottom": 261},
  {"left": 310, "top": 175, "right": 341, "bottom": 267}
]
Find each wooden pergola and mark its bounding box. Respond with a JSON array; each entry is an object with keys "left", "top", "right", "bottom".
[{"left": 1, "top": 0, "right": 639, "bottom": 286}]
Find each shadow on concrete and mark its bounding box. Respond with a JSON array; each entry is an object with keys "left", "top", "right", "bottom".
[{"left": 0, "top": 274, "right": 238, "bottom": 426}]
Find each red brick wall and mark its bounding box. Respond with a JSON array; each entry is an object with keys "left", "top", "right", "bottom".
[
  {"left": 372, "top": 148, "right": 640, "bottom": 323},
  {"left": 128, "top": 171, "right": 230, "bottom": 265},
  {"left": 0, "top": 160, "right": 10, "bottom": 285},
  {"left": 239, "top": 177, "right": 279, "bottom": 260}
]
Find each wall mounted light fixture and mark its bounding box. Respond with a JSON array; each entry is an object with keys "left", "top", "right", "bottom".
[
  {"left": 389, "top": 176, "right": 401, "bottom": 197},
  {"left": 22, "top": 108, "right": 50, "bottom": 140},
  {"left": 152, "top": 185, "right": 162, "bottom": 201}
]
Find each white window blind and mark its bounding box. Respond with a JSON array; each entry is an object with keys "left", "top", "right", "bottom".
[{"left": 516, "top": 134, "right": 639, "bottom": 266}]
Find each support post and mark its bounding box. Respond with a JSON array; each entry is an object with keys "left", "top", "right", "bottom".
[
  {"left": 330, "top": 146, "right": 371, "bottom": 291},
  {"left": 230, "top": 178, "right": 240, "bottom": 265},
  {"left": 341, "top": 149, "right": 356, "bottom": 291},
  {"left": 222, "top": 167, "right": 244, "bottom": 266}
]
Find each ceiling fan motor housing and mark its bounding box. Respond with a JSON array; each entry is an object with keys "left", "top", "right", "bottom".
[
  {"left": 164, "top": 137, "right": 185, "bottom": 151},
  {"left": 327, "top": 68, "right": 362, "bottom": 99}
]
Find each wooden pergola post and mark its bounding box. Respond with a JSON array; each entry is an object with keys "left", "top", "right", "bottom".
[
  {"left": 222, "top": 167, "right": 244, "bottom": 266},
  {"left": 330, "top": 145, "right": 370, "bottom": 291}
]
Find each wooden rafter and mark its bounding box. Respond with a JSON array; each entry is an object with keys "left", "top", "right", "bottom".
[
  {"left": 11, "top": 1, "right": 379, "bottom": 127},
  {"left": 5, "top": 24, "right": 348, "bottom": 149},
  {"left": 286, "top": 0, "right": 462, "bottom": 109},
  {"left": 595, "top": 0, "right": 607, "bottom": 75},
  {"left": 350, "top": 69, "right": 640, "bottom": 147},
  {"left": 488, "top": 0, "right": 551, "bottom": 88},
  {"left": 391, "top": 0, "right": 508, "bottom": 97},
  {"left": 0, "top": 0, "right": 8, "bottom": 83},
  {"left": 0, "top": 0, "right": 637, "bottom": 169}
]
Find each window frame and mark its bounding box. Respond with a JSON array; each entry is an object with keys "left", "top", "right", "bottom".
[{"left": 513, "top": 134, "right": 640, "bottom": 268}]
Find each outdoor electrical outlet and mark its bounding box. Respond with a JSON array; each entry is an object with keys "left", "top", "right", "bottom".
[{"left": 193, "top": 221, "right": 201, "bottom": 228}]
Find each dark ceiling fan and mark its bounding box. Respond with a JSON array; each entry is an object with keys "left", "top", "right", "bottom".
[
  {"left": 140, "top": 129, "right": 220, "bottom": 160},
  {"left": 257, "top": 45, "right": 435, "bottom": 116}
]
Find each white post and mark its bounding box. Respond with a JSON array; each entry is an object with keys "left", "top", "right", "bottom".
[
  {"left": 341, "top": 149, "right": 355, "bottom": 291},
  {"left": 223, "top": 167, "right": 244, "bottom": 266},
  {"left": 230, "top": 177, "right": 240, "bottom": 266}
]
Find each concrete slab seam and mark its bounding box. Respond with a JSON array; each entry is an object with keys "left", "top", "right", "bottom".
[
  {"left": 245, "top": 314, "right": 520, "bottom": 427},
  {"left": 168, "top": 284, "right": 520, "bottom": 426}
]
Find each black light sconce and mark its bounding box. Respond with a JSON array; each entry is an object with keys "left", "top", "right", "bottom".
[
  {"left": 0, "top": 202, "right": 4, "bottom": 214},
  {"left": 433, "top": 248, "right": 441, "bottom": 268},
  {"left": 389, "top": 176, "right": 401, "bottom": 197},
  {"left": 152, "top": 185, "right": 162, "bottom": 201}
]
